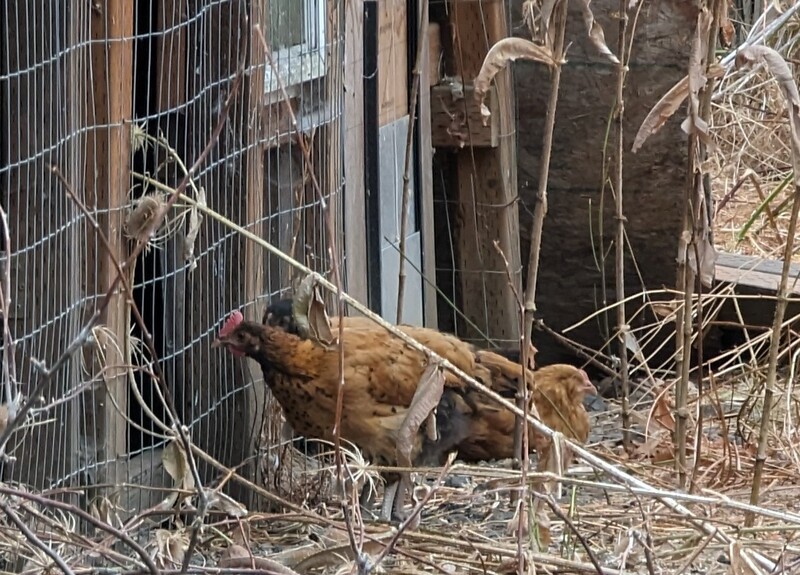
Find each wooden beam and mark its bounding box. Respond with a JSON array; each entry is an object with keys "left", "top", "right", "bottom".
[
  {"left": 378, "top": 0, "right": 408, "bottom": 126},
  {"left": 715, "top": 253, "right": 800, "bottom": 295},
  {"left": 86, "top": 0, "right": 134, "bottom": 490},
  {"left": 239, "top": 0, "right": 267, "bottom": 508},
  {"left": 430, "top": 83, "right": 498, "bottom": 148},
  {"left": 418, "top": 3, "right": 438, "bottom": 328},
  {"left": 448, "top": 0, "right": 521, "bottom": 345},
  {"left": 344, "top": 0, "right": 367, "bottom": 303}
]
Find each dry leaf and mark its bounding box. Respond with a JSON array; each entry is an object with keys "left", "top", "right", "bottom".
[
  {"left": 719, "top": 15, "right": 735, "bottom": 47},
  {"left": 474, "top": 38, "right": 557, "bottom": 124},
  {"left": 183, "top": 186, "right": 204, "bottom": 273},
  {"left": 291, "top": 273, "right": 337, "bottom": 345},
  {"left": 681, "top": 9, "right": 714, "bottom": 147},
  {"left": 396, "top": 363, "right": 446, "bottom": 467},
  {"left": 204, "top": 488, "right": 248, "bottom": 517},
  {"left": 292, "top": 539, "right": 389, "bottom": 572},
  {"left": 162, "top": 439, "right": 195, "bottom": 491},
  {"left": 735, "top": 46, "right": 800, "bottom": 182},
  {"left": 307, "top": 285, "right": 337, "bottom": 346},
  {"left": 577, "top": 0, "right": 620, "bottom": 64},
  {"left": 154, "top": 529, "right": 188, "bottom": 568},
  {"left": 540, "top": 0, "right": 558, "bottom": 48},
  {"left": 0, "top": 403, "right": 8, "bottom": 436},
  {"left": 219, "top": 553, "right": 302, "bottom": 575},
  {"left": 650, "top": 302, "right": 678, "bottom": 320},
  {"left": 687, "top": 235, "right": 718, "bottom": 288},
  {"left": 647, "top": 391, "right": 676, "bottom": 434},
  {"left": 632, "top": 64, "right": 724, "bottom": 152}
]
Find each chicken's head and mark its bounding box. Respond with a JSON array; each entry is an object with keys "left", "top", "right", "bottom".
[
  {"left": 213, "top": 310, "right": 250, "bottom": 357},
  {"left": 537, "top": 364, "right": 598, "bottom": 400},
  {"left": 262, "top": 299, "right": 298, "bottom": 333}
]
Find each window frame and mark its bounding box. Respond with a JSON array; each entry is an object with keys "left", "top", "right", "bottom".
[{"left": 264, "top": 0, "right": 327, "bottom": 94}]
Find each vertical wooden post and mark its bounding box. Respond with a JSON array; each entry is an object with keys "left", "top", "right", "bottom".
[
  {"left": 154, "top": 0, "right": 188, "bottom": 442},
  {"left": 242, "top": 0, "right": 267, "bottom": 507},
  {"left": 344, "top": 0, "right": 367, "bottom": 303},
  {"left": 86, "top": 1, "right": 134, "bottom": 489},
  {"left": 449, "top": 0, "right": 521, "bottom": 345},
  {"left": 418, "top": 4, "right": 438, "bottom": 328}
]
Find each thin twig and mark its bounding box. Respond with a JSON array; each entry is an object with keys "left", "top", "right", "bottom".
[
  {"left": 0, "top": 485, "right": 160, "bottom": 574},
  {"left": 614, "top": 0, "right": 631, "bottom": 451},
  {"left": 0, "top": 499, "right": 76, "bottom": 575},
  {"left": 396, "top": 0, "right": 429, "bottom": 324},
  {"left": 518, "top": 0, "right": 570, "bottom": 483},
  {"left": 0, "top": 206, "right": 18, "bottom": 462}
]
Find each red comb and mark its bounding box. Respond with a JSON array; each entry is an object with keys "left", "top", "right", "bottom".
[{"left": 219, "top": 310, "right": 244, "bottom": 338}]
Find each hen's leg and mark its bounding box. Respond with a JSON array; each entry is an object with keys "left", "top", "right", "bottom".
[
  {"left": 358, "top": 482, "right": 377, "bottom": 519},
  {"left": 391, "top": 473, "right": 411, "bottom": 521},
  {"left": 379, "top": 480, "right": 400, "bottom": 522}
]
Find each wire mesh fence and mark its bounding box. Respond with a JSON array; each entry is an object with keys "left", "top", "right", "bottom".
[{"left": 0, "top": 0, "right": 345, "bottom": 530}]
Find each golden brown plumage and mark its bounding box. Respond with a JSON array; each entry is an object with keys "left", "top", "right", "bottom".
[
  {"left": 215, "top": 311, "right": 470, "bottom": 466},
  {"left": 449, "top": 360, "right": 595, "bottom": 471},
  {"left": 215, "top": 308, "right": 485, "bottom": 520},
  {"left": 262, "top": 298, "right": 595, "bottom": 472}
]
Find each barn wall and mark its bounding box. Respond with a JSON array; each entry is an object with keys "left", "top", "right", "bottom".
[{"left": 514, "top": 0, "right": 695, "bottom": 365}]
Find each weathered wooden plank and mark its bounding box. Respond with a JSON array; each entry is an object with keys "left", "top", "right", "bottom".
[
  {"left": 430, "top": 83, "right": 498, "bottom": 148},
  {"left": 240, "top": 0, "right": 267, "bottom": 508},
  {"left": 85, "top": 0, "right": 135, "bottom": 490},
  {"left": 419, "top": 7, "right": 438, "bottom": 328},
  {"left": 428, "top": 22, "right": 442, "bottom": 87},
  {"left": 715, "top": 253, "right": 800, "bottom": 295},
  {"left": 446, "top": 0, "right": 521, "bottom": 345},
  {"left": 378, "top": 0, "right": 408, "bottom": 126},
  {"left": 344, "top": 0, "right": 367, "bottom": 303}
]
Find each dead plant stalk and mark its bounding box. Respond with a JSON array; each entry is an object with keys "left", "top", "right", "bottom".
[
  {"left": 517, "top": 0, "right": 570, "bottom": 471},
  {"left": 396, "top": 0, "right": 429, "bottom": 324},
  {"left": 614, "top": 0, "right": 630, "bottom": 450},
  {"left": 733, "top": 45, "right": 800, "bottom": 526}
]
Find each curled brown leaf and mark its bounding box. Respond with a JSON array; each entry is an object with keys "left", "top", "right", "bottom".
[
  {"left": 632, "top": 64, "right": 724, "bottom": 153},
  {"left": 680, "top": 9, "right": 714, "bottom": 147},
  {"left": 396, "top": 363, "right": 446, "bottom": 468},
  {"left": 577, "top": 0, "right": 620, "bottom": 64},
  {"left": 735, "top": 45, "right": 800, "bottom": 182},
  {"left": 474, "top": 38, "right": 557, "bottom": 124}
]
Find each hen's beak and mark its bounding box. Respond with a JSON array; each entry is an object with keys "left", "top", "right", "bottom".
[{"left": 211, "top": 337, "right": 224, "bottom": 349}]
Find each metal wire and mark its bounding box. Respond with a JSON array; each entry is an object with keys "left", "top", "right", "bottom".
[{"left": 0, "top": 0, "right": 344, "bottom": 514}]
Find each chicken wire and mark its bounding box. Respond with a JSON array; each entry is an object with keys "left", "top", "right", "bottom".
[{"left": 0, "top": 0, "right": 344, "bottom": 513}]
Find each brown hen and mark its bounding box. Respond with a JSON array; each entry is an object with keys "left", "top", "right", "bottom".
[
  {"left": 214, "top": 308, "right": 480, "bottom": 520},
  {"left": 263, "top": 297, "right": 595, "bottom": 473}
]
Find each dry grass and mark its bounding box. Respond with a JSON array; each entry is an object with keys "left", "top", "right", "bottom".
[{"left": 711, "top": 8, "right": 800, "bottom": 259}]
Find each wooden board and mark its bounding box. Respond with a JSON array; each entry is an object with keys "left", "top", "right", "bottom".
[
  {"left": 85, "top": 0, "right": 135, "bottom": 491},
  {"left": 715, "top": 253, "right": 800, "bottom": 296},
  {"left": 377, "top": 0, "right": 408, "bottom": 126},
  {"left": 241, "top": 0, "right": 268, "bottom": 508},
  {"left": 430, "top": 83, "right": 498, "bottom": 148},
  {"left": 428, "top": 23, "right": 442, "bottom": 87},
  {"left": 445, "top": 0, "right": 522, "bottom": 346},
  {"left": 419, "top": 11, "right": 438, "bottom": 328},
  {"left": 344, "top": 0, "right": 367, "bottom": 303}
]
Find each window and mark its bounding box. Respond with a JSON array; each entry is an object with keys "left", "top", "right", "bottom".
[{"left": 265, "top": 0, "right": 327, "bottom": 93}]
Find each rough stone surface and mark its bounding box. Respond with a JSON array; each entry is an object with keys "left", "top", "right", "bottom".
[{"left": 513, "top": 0, "right": 696, "bottom": 365}]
